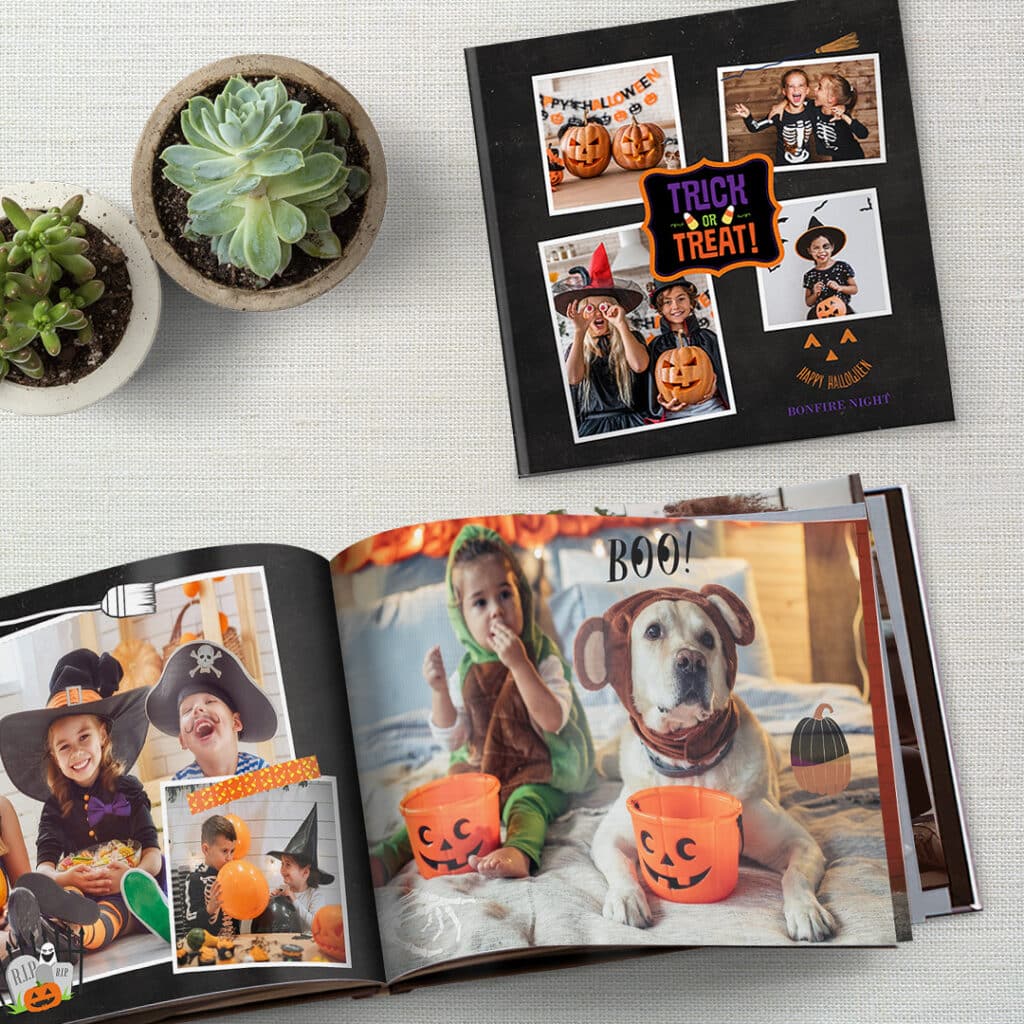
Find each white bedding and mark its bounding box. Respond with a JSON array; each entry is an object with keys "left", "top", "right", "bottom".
[{"left": 359, "top": 676, "right": 898, "bottom": 980}]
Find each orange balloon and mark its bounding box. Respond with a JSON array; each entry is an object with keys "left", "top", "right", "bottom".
[
  {"left": 218, "top": 859, "right": 269, "bottom": 920},
  {"left": 182, "top": 581, "right": 201, "bottom": 598},
  {"left": 224, "top": 814, "right": 251, "bottom": 860}
]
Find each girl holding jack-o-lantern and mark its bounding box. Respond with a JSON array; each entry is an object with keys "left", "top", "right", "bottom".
[
  {"left": 796, "top": 216, "right": 858, "bottom": 320},
  {"left": 556, "top": 243, "right": 650, "bottom": 437}
]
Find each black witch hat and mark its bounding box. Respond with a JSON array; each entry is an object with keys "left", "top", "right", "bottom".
[
  {"left": 267, "top": 806, "right": 334, "bottom": 886},
  {"left": 795, "top": 216, "right": 847, "bottom": 260}
]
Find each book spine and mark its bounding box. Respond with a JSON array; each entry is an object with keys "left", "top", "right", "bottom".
[{"left": 464, "top": 46, "right": 532, "bottom": 477}]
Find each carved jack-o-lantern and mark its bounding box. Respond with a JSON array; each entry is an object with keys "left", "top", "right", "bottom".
[
  {"left": 311, "top": 904, "right": 347, "bottom": 961},
  {"left": 612, "top": 115, "right": 666, "bottom": 171},
  {"left": 627, "top": 786, "right": 743, "bottom": 903},
  {"left": 790, "top": 702, "right": 851, "bottom": 795},
  {"left": 400, "top": 773, "right": 501, "bottom": 879},
  {"left": 561, "top": 120, "right": 612, "bottom": 179},
  {"left": 654, "top": 346, "right": 716, "bottom": 406},
  {"left": 24, "top": 983, "right": 63, "bottom": 1013},
  {"left": 547, "top": 145, "right": 564, "bottom": 189},
  {"left": 815, "top": 294, "right": 848, "bottom": 318}
]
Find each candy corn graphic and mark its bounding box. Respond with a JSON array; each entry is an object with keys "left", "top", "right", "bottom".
[
  {"left": 722, "top": 204, "right": 735, "bottom": 226},
  {"left": 683, "top": 211, "right": 699, "bottom": 230}
]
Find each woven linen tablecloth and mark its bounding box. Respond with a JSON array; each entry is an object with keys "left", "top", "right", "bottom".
[{"left": 0, "top": 0, "right": 1019, "bottom": 1021}]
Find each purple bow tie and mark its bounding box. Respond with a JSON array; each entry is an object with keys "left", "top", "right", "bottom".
[{"left": 86, "top": 793, "right": 131, "bottom": 827}]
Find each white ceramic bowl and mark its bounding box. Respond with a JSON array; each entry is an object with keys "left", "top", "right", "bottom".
[{"left": 0, "top": 182, "right": 162, "bottom": 415}]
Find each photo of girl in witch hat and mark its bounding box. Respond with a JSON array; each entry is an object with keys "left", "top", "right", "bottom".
[
  {"left": 267, "top": 806, "right": 335, "bottom": 932},
  {"left": 796, "top": 215, "right": 859, "bottom": 319},
  {"left": 0, "top": 650, "right": 171, "bottom": 952},
  {"left": 553, "top": 242, "right": 650, "bottom": 437}
]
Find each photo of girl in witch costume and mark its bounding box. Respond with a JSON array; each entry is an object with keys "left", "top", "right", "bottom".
[
  {"left": 369, "top": 525, "right": 595, "bottom": 885},
  {"left": 0, "top": 650, "right": 171, "bottom": 955},
  {"left": 798, "top": 216, "right": 858, "bottom": 319},
  {"left": 541, "top": 227, "right": 735, "bottom": 441},
  {"left": 755, "top": 189, "right": 892, "bottom": 331},
  {"left": 162, "top": 777, "right": 350, "bottom": 971},
  {"left": 554, "top": 243, "right": 651, "bottom": 439}
]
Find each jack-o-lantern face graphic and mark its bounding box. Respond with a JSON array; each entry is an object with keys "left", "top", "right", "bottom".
[
  {"left": 815, "top": 294, "right": 848, "bottom": 318},
  {"left": 627, "top": 786, "right": 743, "bottom": 904},
  {"left": 561, "top": 121, "right": 612, "bottom": 179},
  {"left": 612, "top": 115, "right": 666, "bottom": 171},
  {"left": 401, "top": 772, "right": 501, "bottom": 879},
  {"left": 24, "top": 982, "right": 63, "bottom": 1013},
  {"left": 654, "top": 346, "right": 716, "bottom": 406},
  {"left": 547, "top": 145, "right": 564, "bottom": 189}
]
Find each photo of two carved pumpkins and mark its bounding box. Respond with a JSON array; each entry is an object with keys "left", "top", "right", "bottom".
[{"left": 557, "top": 115, "right": 666, "bottom": 179}]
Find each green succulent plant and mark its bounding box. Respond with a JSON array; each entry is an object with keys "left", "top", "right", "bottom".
[
  {"left": 2, "top": 195, "right": 95, "bottom": 289},
  {"left": 160, "top": 75, "right": 370, "bottom": 282},
  {"left": 0, "top": 197, "right": 106, "bottom": 383}
]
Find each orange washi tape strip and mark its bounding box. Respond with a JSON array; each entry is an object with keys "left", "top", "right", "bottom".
[{"left": 187, "top": 756, "right": 321, "bottom": 814}]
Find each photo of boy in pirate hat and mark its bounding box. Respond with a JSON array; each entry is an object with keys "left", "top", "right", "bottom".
[{"left": 147, "top": 641, "right": 279, "bottom": 780}]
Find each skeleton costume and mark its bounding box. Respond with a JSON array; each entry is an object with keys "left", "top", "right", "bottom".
[
  {"left": 812, "top": 109, "right": 868, "bottom": 161},
  {"left": 372, "top": 526, "right": 595, "bottom": 879},
  {"left": 744, "top": 107, "right": 816, "bottom": 165},
  {"left": 183, "top": 863, "right": 241, "bottom": 934},
  {"left": 146, "top": 641, "right": 278, "bottom": 781}
]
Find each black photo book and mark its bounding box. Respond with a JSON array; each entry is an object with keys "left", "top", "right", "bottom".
[{"left": 466, "top": 0, "right": 954, "bottom": 475}]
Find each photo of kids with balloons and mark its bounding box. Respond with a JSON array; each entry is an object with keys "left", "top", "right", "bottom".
[
  {"left": 0, "top": 567, "right": 295, "bottom": 981},
  {"left": 533, "top": 57, "right": 685, "bottom": 215},
  {"left": 754, "top": 189, "right": 892, "bottom": 331},
  {"left": 162, "top": 776, "right": 349, "bottom": 971},
  {"left": 718, "top": 53, "right": 885, "bottom": 170}
]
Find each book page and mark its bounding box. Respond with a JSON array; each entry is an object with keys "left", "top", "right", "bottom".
[
  {"left": 332, "top": 513, "right": 904, "bottom": 982},
  {"left": 0, "top": 545, "right": 384, "bottom": 1020}
]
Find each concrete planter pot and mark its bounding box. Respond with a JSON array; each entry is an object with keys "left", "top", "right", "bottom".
[
  {"left": 131, "top": 54, "right": 387, "bottom": 311},
  {"left": 0, "top": 182, "right": 162, "bottom": 416}
]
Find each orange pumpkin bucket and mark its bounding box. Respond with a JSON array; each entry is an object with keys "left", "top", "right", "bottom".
[
  {"left": 400, "top": 773, "right": 501, "bottom": 879},
  {"left": 626, "top": 786, "right": 744, "bottom": 904}
]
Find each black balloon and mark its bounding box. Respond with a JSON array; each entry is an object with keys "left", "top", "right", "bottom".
[{"left": 250, "top": 895, "right": 302, "bottom": 934}]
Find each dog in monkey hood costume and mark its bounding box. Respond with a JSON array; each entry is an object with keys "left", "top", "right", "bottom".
[{"left": 575, "top": 584, "right": 838, "bottom": 942}]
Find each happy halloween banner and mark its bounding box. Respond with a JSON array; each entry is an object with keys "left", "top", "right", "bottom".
[{"left": 539, "top": 65, "right": 663, "bottom": 122}]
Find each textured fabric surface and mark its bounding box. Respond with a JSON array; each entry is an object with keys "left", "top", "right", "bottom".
[{"left": 0, "top": 0, "right": 1019, "bottom": 1020}]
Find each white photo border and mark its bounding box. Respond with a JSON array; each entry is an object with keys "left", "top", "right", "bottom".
[
  {"left": 533, "top": 56, "right": 685, "bottom": 218},
  {"left": 162, "top": 774, "right": 351, "bottom": 974},
  {"left": 0, "top": 565, "right": 295, "bottom": 986},
  {"left": 538, "top": 223, "right": 736, "bottom": 445},
  {"left": 754, "top": 186, "right": 893, "bottom": 332},
  {"left": 716, "top": 53, "right": 886, "bottom": 173}
]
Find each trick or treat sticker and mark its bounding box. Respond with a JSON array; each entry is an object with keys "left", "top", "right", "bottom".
[{"left": 640, "top": 155, "right": 782, "bottom": 279}]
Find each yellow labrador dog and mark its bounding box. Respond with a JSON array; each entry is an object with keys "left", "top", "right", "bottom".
[{"left": 575, "top": 584, "right": 836, "bottom": 941}]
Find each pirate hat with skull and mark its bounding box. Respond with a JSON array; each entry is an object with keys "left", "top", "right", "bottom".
[
  {"left": 146, "top": 641, "right": 278, "bottom": 742},
  {"left": 0, "top": 649, "right": 151, "bottom": 803}
]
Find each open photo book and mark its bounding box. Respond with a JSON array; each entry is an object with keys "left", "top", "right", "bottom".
[{"left": 0, "top": 477, "right": 978, "bottom": 1022}]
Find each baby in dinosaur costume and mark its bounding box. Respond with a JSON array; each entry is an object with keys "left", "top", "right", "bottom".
[{"left": 371, "top": 525, "right": 594, "bottom": 882}]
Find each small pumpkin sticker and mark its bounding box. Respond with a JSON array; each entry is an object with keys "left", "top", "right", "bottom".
[
  {"left": 790, "top": 702, "right": 851, "bottom": 795},
  {"left": 24, "top": 982, "right": 62, "bottom": 1013}
]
